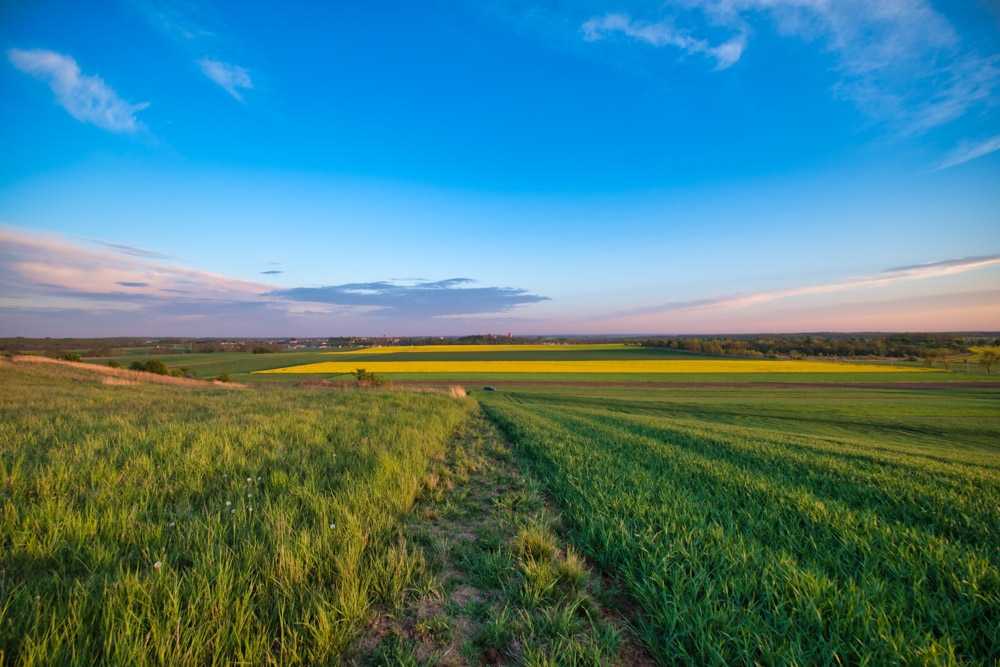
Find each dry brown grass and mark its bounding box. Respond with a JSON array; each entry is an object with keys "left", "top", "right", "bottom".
[
  {"left": 4, "top": 355, "right": 245, "bottom": 388},
  {"left": 296, "top": 378, "right": 469, "bottom": 399}
]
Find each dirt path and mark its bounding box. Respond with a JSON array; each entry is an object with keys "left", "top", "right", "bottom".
[{"left": 348, "top": 409, "right": 654, "bottom": 666}]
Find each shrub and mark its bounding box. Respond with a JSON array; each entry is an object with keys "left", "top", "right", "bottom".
[
  {"left": 106, "top": 360, "right": 122, "bottom": 369},
  {"left": 356, "top": 368, "right": 392, "bottom": 388},
  {"left": 215, "top": 371, "right": 232, "bottom": 383},
  {"left": 128, "top": 360, "right": 146, "bottom": 371},
  {"left": 144, "top": 360, "right": 170, "bottom": 376},
  {"left": 61, "top": 352, "right": 82, "bottom": 362}
]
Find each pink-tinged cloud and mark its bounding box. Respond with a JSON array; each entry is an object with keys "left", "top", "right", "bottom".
[
  {"left": 612, "top": 253, "right": 1000, "bottom": 319},
  {"left": 0, "top": 224, "right": 277, "bottom": 305},
  {"left": 0, "top": 225, "right": 549, "bottom": 336}
]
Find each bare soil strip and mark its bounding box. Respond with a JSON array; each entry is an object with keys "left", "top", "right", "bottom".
[{"left": 349, "top": 408, "right": 654, "bottom": 666}]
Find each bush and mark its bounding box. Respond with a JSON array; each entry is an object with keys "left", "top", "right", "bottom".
[
  {"left": 61, "top": 352, "right": 82, "bottom": 362},
  {"left": 356, "top": 368, "right": 392, "bottom": 388},
  {"left": 144, "top": 360, "right": 170, "bottom": 376},
  {"left": 106, "top": 360, "right": 122, "bottom": 369},
  {"left": 215, "top": 371, "right": 232, "bottom": 383},
  {"left": 128, "top": 361, "right": 146, "bottom": 371}
]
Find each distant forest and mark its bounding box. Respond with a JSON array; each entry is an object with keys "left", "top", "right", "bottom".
[{"left": 636, "top": 333, "right": 999, "bottom": 360}]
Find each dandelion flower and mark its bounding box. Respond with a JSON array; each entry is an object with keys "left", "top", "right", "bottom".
[
  {"left": 246, "top": 477, "right": 252, "bottom": 482},
  {"left": 231, "top": 509, "right": 236, "bottom": 514},
  {"left": 247, "top": 493, "right": 252, "bottom": 498},
  {"left": 226, "top": 501, "right": 231, "bottom": 506},
  {"left": 330, "top": 524, "right": 336, "bottom": 529},
  {"left": 154, "top": 561, "right": 162, "bottom": 569},
  {"left": 248, "top": 507, "right": 253, "bottom": 513}
]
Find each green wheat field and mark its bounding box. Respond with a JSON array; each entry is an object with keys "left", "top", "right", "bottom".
[{"left": 2, "top": 353, "right": 998, "bottom": 665}]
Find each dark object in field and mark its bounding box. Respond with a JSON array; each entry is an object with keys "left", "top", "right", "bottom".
[{"left": 483, "top": 386, "right": 496, "bottom": 391}]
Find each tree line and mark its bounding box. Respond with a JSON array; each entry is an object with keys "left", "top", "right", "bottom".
[{"left": 637, "top": 333, "right": 998, "bottom": 360}]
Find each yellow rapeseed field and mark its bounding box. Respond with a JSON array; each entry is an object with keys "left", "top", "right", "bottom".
[
  {"left": 256, "top": 360, "right": 938, "bottom": 374},
  {"left": 326, "top": 344, "right": 629, "bottom": 354}
]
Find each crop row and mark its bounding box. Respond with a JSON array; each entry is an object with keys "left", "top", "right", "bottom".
[{"left": 480, "top": 393, "right": 1000, "bottom": 665}]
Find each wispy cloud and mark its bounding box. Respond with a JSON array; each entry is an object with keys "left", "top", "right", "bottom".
[
  {"left": 936, "top": 134, "right": 1000, "bottom": 171},
  {"left": 197, "top": 58, "right": 252, "bottom": 101},
  {"left": 260, "top": 270, "right": 283, "bottom": 275},
  {"left": 617, "top": 253, "right": 1000, "bottom": 317},
  {"left": 579, "top": 1, "right": 999, "bottom": 132},
  {"left": 269, "top": 278, "right": 550, "bottom": 318},
  {"left": 83, "top": 237, "right": 174, "bottom": 259},
  {"left": 884, "top": 254, "right": 1000, "bottom": 273},
  {"left": 582, "top": 13, "right": 746, "bottom": 69},
  {"left": 7, "top": 48, "right": 149, "bottom": 133}
]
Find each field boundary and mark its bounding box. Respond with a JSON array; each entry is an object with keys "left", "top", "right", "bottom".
[{"left": 399, "top": 380, "right": 1000, "bottom": 389}]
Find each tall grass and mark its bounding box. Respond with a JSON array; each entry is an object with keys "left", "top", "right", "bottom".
[
  {"left": 481, "top": 390, "right": 1000, "bottom": 665},
  {"left": 0, "top": 360, "right": 472, "bottom": 664}
]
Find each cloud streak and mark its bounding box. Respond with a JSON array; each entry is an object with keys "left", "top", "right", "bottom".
[
  {"left": 617, "top": 253, "right": 1000, "bottom": 317},
  {"left": 197, "top": 58, "right": 252, "bottom": 101},
  {"left": 936, "top": 135, "right": 1000, "bottom": 171},
  {"left": 269, "top": 279, "right": 550, "bottom": 318},
  {"left": 7, "top": 48, "right": 148, "bottom": 133},
  {"left": 582, "top": 13, "right": 746, "bottom": 69},
  {"left": 83, "top": 237, "right": 174, "bottom": 259}
]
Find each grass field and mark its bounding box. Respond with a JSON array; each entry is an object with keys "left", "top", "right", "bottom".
[
  {"left": 0, "top": 359, "right": 472, "bottom": 664},
  {"left": 479, "top": 385, "right": 1000, "bottom": 664},
  {"left": 7, "top": 352, "right": 1000, "bottom": 664}
]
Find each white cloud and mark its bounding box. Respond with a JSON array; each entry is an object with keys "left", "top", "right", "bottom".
[
  {"left": 936, "top": 134, "right": 1000, "bottom": 171},
  {"left": 7, "top": 48, "right": 149, "bottom": 133},
  {"left": 197, "top": 58, "right": 252, "bottom": 101},
  {"left": 582, "top": 12, "right": 746, "bottom": 69},
  {"left": 580, "top": 1, "right": 1000, "bottom": 131}
]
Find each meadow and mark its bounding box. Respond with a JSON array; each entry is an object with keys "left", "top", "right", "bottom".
[
  {"left": 6, "top": 348, "right": 1000, "bottom": 665},
  {"left": 0, "top": 358, "right": 472, "bottom": 664}
]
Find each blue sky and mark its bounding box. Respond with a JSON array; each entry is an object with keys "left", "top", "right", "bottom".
[{"left": 1, "top": 0, "right": 998, "bottom": 336}]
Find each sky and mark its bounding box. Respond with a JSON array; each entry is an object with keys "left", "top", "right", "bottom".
[{"left": 1, "top": 0, "right": 999, "bottom": 337}]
